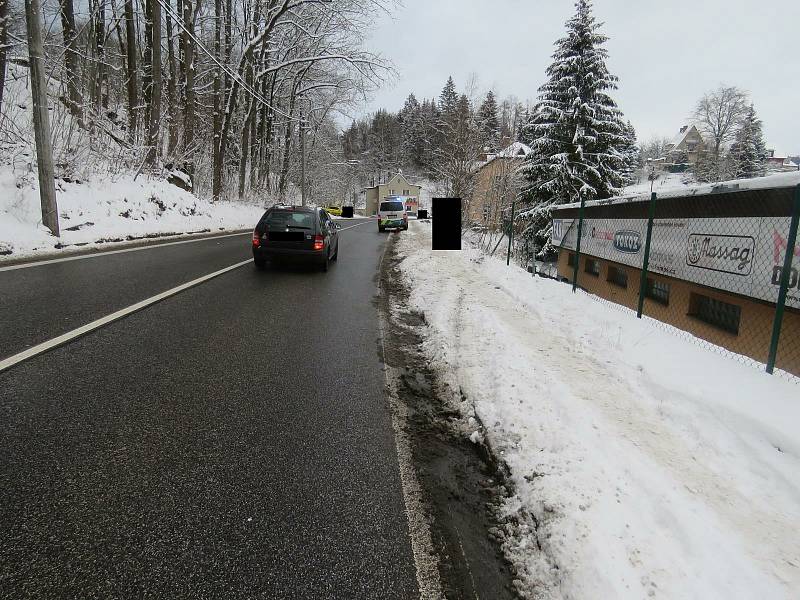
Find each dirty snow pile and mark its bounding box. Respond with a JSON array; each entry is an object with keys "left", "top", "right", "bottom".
[
  {"left": 396, "top": 221, "right": 800, "bottom": 599},
  {"left": 0, "top": 164, "right": 264, "bottom": 258}
]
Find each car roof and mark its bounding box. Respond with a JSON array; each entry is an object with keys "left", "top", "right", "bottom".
[{"left": 271, "top": 205, "right": 316, "bottom": 212}]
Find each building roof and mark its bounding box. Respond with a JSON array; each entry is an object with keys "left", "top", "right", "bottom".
[
  {"left": 667, "top": 124, "right": 702, "bottom": 150},
  {"left": 553, "top": 171, "right": 800, "bottom": 212},
  {"left": 495, "top": 141, "right": 532, "bottom": 158},
  {"left": 477, "top": 142, "right": 532, "bottom": 172},
  {"left": 363, "top": 171, "right": 422, "bottom": 192}
]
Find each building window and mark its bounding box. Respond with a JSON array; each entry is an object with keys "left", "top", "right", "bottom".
[
  {"left": 584, "top": 258, "right": 601, "bottom": 277},
  {"left": 403, "top": 189, "right": 409, "bottom": 195},
  {"left": 645, "top": 278, "right": 670, "bottom": 305},
  {"left": 607, "top": 265, "right": 628, "bottom": 288},
  {"left": 567, "top": 253, "right": 576, "bottom": 267},
  {"left": 689, "top": 293, "right": 741, "bottom": 335},
  {"left": 482, "top": 203, "right": 491, "bottom": 220}
]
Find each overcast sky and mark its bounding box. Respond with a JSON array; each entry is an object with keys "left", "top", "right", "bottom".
[{"left": 359, "top": 0, "right": 800, "bottom": 154}]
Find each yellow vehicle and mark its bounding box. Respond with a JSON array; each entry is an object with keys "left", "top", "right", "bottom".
[{"left": 323, "top": 205, "right": 343, "bottom": 217}]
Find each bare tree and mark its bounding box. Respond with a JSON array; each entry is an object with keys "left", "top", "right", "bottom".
[
  {"left": 693, "top": 85, "right": 748, "bottom": 180},
  {"left": 180, "top": 0, "right": 196, "bottom": 155},
  {"left": 144, "top": 0, "right": 162, "bottom": 166},
  {"left": 122, "top": 0, "right": 138, "bottom": 140},
  {"left": 59, "top": 0, "right": 83, "bottom": 119},
  {"left": 0, "top": 0, "right": 7, "bottom": 114}
]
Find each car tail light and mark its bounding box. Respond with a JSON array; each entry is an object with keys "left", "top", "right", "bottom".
[
  {"left": 313, "top": 234, "right": 324, "bottom": 251},
  {"left": 252, "top": 229, "right": 260, "bottom": 247}
]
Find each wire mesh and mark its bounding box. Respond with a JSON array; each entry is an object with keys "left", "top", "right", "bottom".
[{"left": 551, "top": 183, "right": 800, "bottom": 382}]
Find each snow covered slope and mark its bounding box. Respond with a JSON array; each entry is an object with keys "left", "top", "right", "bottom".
[
  {"left": 396, "top": 221, "right": 800, "bottom": 599},
  {"left": 0, "top": 164, "right": 264, "bottom": 258},
  {"left": 0, "top": 64, "right": 264, "bottom": 259}
]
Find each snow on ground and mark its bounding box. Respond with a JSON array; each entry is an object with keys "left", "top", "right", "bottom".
[
  {"left": 620, "top": 169, "right": 695, "bottom": 196},
  {"left": 0, "top": 63, "right": 266, "bottom": 260},
  {"left": 396, "top": 221, "right": 800, "bottom": 599},
  {"left": 0, "top": 164, "right": 265, "bottom": 259},
  {"left": 611, "top": 169, "right": 800, "bottom": 207}
]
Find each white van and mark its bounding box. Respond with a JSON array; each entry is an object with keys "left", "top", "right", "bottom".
[{"left": 377, "top": 199, "right": 408, "bottom": 232}]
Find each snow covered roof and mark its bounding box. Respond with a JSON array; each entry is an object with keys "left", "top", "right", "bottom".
[
  {"left": 554, "top": 171, "right": 800, "bottom": 211},
  {"left": 495, "top": 142, "right": 532, "bottom": 158},
  {"left": 667, "top": 124, "right": 702, "bottom": 149},
  {"left": 478, "top": 142, "right": 532, "bottom": 171}
]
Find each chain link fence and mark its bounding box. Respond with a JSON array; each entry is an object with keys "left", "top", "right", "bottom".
[{"left": 551, "top": 182, "right": 800, "bottom": 381}]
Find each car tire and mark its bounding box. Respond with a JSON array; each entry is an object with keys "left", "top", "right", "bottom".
[
  {"left": 254, "top": 257, "right": 266, "bottom": 270},
  {"left": 378, "top": 225, "right": 385, "bottom": 233},
  {"left": 321, "top": 252, "right": 330, "bottom": 272},
  {"left": 332, "top": 242, "right": 339, "bottom": 261}
]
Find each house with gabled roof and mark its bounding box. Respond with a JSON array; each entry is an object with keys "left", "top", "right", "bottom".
[
  {"left": 363, "top": 171, "right": 422, "bottom": 216},
  {"left": 664, "top": 124, "right": 706, "bottom": 164},
  {"left": 467, "top": 142, "right": 531, "bottom": 227}
]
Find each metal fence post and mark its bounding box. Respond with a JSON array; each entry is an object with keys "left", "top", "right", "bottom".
[
  {"left": 506, "top": 200, "right": 516, "bottom": 266},
  {"left": 572, "top": 194, "right": 586, "bottom": 293},
  {"left": 636, "top": 192, "right": 657, "bottom": 318},
  {"left": 766, "top": 184, "right": 800, "bottom": 374}
]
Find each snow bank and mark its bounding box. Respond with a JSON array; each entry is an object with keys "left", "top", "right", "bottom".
[
  {"left": 396, "top": 221, "right": 800, "bottom": 599},
  {"left": 0, "top": 165, "right": 264, "bottom": 258}
]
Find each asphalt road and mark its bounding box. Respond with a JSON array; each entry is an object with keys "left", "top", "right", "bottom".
[{"left": 0, "top": 219, "right": 420, "bottom": 599}]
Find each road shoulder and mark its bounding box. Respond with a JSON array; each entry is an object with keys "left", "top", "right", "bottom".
[{"left": 377, "top": 232, "right": 520, "bottom": 599}]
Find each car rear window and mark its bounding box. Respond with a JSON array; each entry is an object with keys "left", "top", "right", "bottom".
[
  {"left": 380, "top": 201, "right": 404, "bottom": 212},
  {"left": 263, "top": 211, "right": 314, "bottom": 230}
]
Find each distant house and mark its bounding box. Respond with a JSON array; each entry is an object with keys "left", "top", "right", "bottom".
[
  {"left": 363, "top": 171, "right": 422, "bottom": 216},
  {"left": 467, "top": 142, "right": 531, "bottom": 226},
  {"left": 766, "top": 150, "right": 800, "bottom": 172},
  {"left": 664, "top": 124, "right": 706, "bottom": 164}
]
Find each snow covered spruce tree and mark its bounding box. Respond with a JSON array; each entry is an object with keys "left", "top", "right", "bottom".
[
  {"left": 477, "top": 90, "right": 501, "bottom": 151},
  {"left": 729, "top": 104, "right": 768, "bottom": 179},
  {"left": 620, "top": 121, "right": 639, "bottom": 186},
  {"left": 519, "top": 0, "right": 629, "bottom": 260}
]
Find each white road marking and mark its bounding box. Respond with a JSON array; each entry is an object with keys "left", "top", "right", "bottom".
[
  {"left": 0, "top": 218, "right": 375, "bottom": 372},
  {"left": 0, "top": 221, "right": 373, "bottom": 273},
  {"left": 336, "top": 219, "right": 372, "bottom": 232},
  {"left": 0, "top": 231, "right": 250, "bottom": 272},
  {"left": 0, "top": 259, "right": 252, "bottom": 373}
]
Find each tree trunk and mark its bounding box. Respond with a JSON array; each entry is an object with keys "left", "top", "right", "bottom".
[
  {"left": 278, "top": 98, "right": 297, "bottom": 200},
  {"left": 211, "top": 0, "right": 224, "bottom": 200},
  {"left": 259, "top": 74, "right": 277, "bottom": 189},
  {"left": 180, "top": 0, "right": 195, "bottom": 155},
  {"left": 238, "top": 100, "right": 256, "bottom": 199},
  {"left": 95, "top": 0, "right": 107, "bottom": 109},
  {"left": 145, "top": 0, "right": 161, "bottom": 167},
  {"left": 0, "top": 0, "right": 8, "bottom": 114},
  {"left": 224, "top": 0, "right": 232, "bottom": 93},
  {"left": 123, "top": 0, "right": 137, "bottom": 140},
  {"left": 165, "top": 4, "right": 178, "bottom": 155},
  {"left": 59, "top": 0, "right": 83, "bottom": 119}
]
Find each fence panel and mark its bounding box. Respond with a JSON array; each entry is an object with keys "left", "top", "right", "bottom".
[{"left": 552, "top": 183, "right": 800, "bottom": 381}]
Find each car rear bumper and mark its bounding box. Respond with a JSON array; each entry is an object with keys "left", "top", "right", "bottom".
[{"left": 254, "top": 246, "right": 327, "bottom": 263}]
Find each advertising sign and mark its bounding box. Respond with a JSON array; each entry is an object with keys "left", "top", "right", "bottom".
[
  {"left": 551, "top": 218, "right": 574, "bottom": 247},
  {"left": 554, "top": 214, "right": 798, "bottom": 308}
]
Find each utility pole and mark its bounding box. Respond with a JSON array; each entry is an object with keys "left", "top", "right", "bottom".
[
  {"left": 25, "top": 0, "right": 59, "bottom": 236},
  {"left": 299, "top": 112, "right": 306, "bottom": 206}
]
